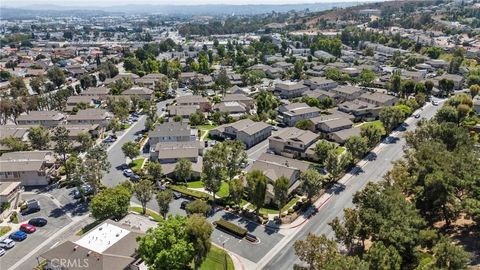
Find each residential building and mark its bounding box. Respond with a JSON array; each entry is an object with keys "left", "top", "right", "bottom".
[
  {"left": 65, "top": 95, "right": 99, "bottom": 111},
  {"left": 176, "top": 95, "right": 211, "bottom": 112},
  {"left": 122, "top": 86, "right": 154, "bottom": 100},
  {"left": 303, "top": 77, "right": 338, "bottom": 90},
  {"left": 0, "top": 181, "right": 21, "bottom": 211},
  {"left": 358, "top": 92, "right": 398, "bottom": 107},
  {"left": 167, "top": 105, "right": 200, "bottom": 119},
  {"left": 329, "top": 126, "right": 362, "bottom": 144},
  {"left": 278, "top": 103, "right": 321, "bottom": 127},
  {"left": 67, "top": 109, "right": 112, "bottom": 128},
  {"left": 269, "top": 127, "right": 319, "bottom": 158},
  {"left": 210, "top": 119, "right": 272, "bottom": 148},
  {"left": 250, "top": 153, "right": 311, "bottom": 202},
  {"left": 274, "top": 83, "right": 309, "bottom": 99},
  {"left": 315, "top": 117, "right": 354, "bottom": 133},
  {"left": 329, "top": 86, "right": 364, "bottom": 102},
  {"left": 338, "top": 100, "right": 380, "bottom": 119},
  {"left": 148, "top": 122, "right": 197, "bottom": 151},
  {"left": 434, "top": 74, "right": 465, "bottom": 90},
  {"left": 151, "top": 141, "right": 204, "bottom": 178},
  {"left": 0, "top": 151, "right": 56, "bottom": 186},
  {"left": 221, "top": 94, "right": 254, "bottom": 109},
  {"left": 80, "top": 87, "right": 110, "bottom": 99},
  {"left": 17, "top": 111, "right": 66, "bottom": 127}
]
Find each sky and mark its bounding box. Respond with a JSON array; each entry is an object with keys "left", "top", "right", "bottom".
[{"left": 2, "top": 0, "right": 369, "bottom": 7}]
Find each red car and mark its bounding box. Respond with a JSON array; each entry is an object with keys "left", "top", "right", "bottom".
[{"left": 19, "top": 224, "right": 36, "bottom": 234}]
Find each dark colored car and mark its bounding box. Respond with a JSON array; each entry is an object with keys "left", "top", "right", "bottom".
[
  {"left": 29, "top": 217, "right": 48, "bottom": 227},
  {"left": 130, "top": 174, "right": 141, "bottom": 181},
  {"left": 21, "top": 200, "right": 40, "bottom": 215},
  {"left": 173, "top": 192, "right": 182, "bottom": 200},
  {"left": 180, "top": 201, "right": 189, "bottom": 209},
  {"left": 9, "top": 231, "right": 27, "bottom": 241}
]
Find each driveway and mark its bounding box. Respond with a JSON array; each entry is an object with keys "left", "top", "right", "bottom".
[
  {"left": 132, "top": 195, "right": 284, "bottom": 263},
  {"left": 0, "top": 194, "right": 74, "bottom": 269}
]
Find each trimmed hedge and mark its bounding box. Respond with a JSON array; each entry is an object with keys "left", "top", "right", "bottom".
[
  {"left": 213, "top": 219, "right": 247, "bottom": 237},
  {"left": 169, "top": 185, "right": 212, "bottom": 200}
]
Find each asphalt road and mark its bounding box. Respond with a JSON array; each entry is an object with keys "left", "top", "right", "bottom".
[
  {"left": 102, "top": 99, "right": 171, "bottom": 187},
  {"left": 261, "top": 100, "right": 443, "bottom": 270}
]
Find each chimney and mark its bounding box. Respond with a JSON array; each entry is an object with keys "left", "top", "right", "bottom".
[
  {"left": 87, "top": 251, "right": 92, "bottom": 256},
  {"left": 74, "top": 245, "right": 78, "bottom": 251}
]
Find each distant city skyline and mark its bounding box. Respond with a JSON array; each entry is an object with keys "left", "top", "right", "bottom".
[{"left": 3, "top": 0, "right": 373, "bottom": 8}]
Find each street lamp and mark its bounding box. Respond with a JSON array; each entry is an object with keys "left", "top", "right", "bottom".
[{"left": 223, "top": 243, "right": 227, "bottom": 270}]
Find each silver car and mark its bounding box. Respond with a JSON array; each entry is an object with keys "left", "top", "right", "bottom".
[{"left": 0, "top": 238, "right": 15, "bottom": 249}]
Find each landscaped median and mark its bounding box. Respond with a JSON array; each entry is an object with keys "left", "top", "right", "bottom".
[
  {"left": 200, "top": 245, "right": 235, "bottom": 270},
  {"left": 213, "top": 218, "right": 248, "bottom": 238}
]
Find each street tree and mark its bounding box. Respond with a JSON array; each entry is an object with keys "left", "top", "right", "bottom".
[
  {"left": 300, "top": 169, "right": 325, "bottom": 202},
  {"left": 186, "top": 214, "right": 213, "bottom": 269},
  {"left": 134, "top": 179, "right": 154, "bottom": 215},
  {"left": 246, "top": 170, "right": 268, "bottom": 216},
  {"left": 379, "top": 106, "right": 406, "bottom": 133},
  {"left": 314, "top": 140, "right": 337, "bottom": 166},
  {"left": 185, "top": 199, "right": 212, "bottom": 217},
  {"left": 174, "top": 159, "right": 192, "bottom": 183},
  {"left": 363, "top": 242, "right": 402, "bottom": 270},
  {"left": 122, "top": 141, "right": 140, "bottom": 162},
  {"left": 137, "top": 215, "right": 194, "bottom": 270},
  {"left": 76, "top": 131, "right": 93, "bottom": 152},
  {"left": 228, "top": 177, "right": 245, "bottom": 208},
  {"left": 147, "top": 161, "right": 163, "bottom": 182},
  {"left": 90, "top": 185, "right": 132, "bottom": 220},
  {"left": 329, "top": 208, "right": 361, "bottom": 253},
  {"left": 325, "top": 149, "right": 351, "bottom": 181},
  {"left": 223, "top": 140, "right": 247, "bottom": 181},
  {"left": 360, "top": 123, "right": 385, "bottom": 148},
  {"left": 47, "top": 67, "right": 66, "bottom": 88},
  {"left": 274, "top": 176, "right": 289, "bottom": 217},
  {"left": 294, "top": 233, "right": 340, "bottom": 270},
  {"left": 27, "top": 126, "right": 50, "bottom": 150},
  {"left": 84, "top": 145, "right": 111, "bottom": 193},
  {"left": 0, "top": 136, "right": 30, "bottom": 152},
  {"left": 202, "top": 146, "right": 227, "bottom": 202},
  {"left": 53, "top": 126, "right": 72, "bottom": 174},
  {"left": 156, "top": 190, "right": 173, "bottom": 218},
  {"left": 345, "top": 136, "right": 369, "bottom": 161}
]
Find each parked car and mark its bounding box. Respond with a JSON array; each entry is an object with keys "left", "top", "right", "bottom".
[
  {"left": 130, "top": 174, "right": 140, "bottom": 181},
  {"left": 103, "top": 137, "right": 116, "bottom": 143},
  {"left": 413, "top": 113, "right": 421, "bottom": 118},
  {"left": 73, "top": 184, "right": 94, "bottom": 199},
  {"left": 123, "top": 169, "right": 133, "bottom": 177},
  {"left": 28, "top": 217, "right": 48, "bottom": 227},
  {"left": 120, "top": 163, "right": 129, "bottom": 170},
  {"left": 9, "top": 231, "right": 27, "bottom": 241},
  {"left": 173, "top": 192, "right": 182, "bottom": 199},
  {"left": 0, "top": 238, "right": 15, "bottom": 249},
  {"left": 432, "top": 100, "right": 439, "bottom": 106},
  {"left": 21, "top": 200, "right": 40, "bottom": 215},
  {"left": 20, "top": 224, "right": 36, "bottom": 234},
  {"left": 0, "top": 248, "right": 5, "bottom": 257},
  {"left": 180, "top": 201, "right": 189, "bottom": 209}
]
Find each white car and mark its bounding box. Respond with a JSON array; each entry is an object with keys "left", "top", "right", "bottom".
[
  {"left": 0, "top": 248, "right": 5, "bottom": 256},
  {"left": 0, "top": 238, "right": 15, "bottom": 249},
  {"left": 123, "top": 169, "right": 133, "bottom": 177}
]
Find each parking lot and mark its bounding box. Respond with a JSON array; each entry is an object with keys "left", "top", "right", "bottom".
[
  {"left": 132, "top": 195, "right": 284, "bottom": 263},
  {"left": 0, "top": 194, "right": 74, "bottom": 269}
]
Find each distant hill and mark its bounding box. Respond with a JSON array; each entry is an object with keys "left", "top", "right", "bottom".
[
  {"left": 1, "top": 2, "right": 383, "bottom": 18},
  {"left": 0, "top": 8, "right": 110, "bottom": 19}
]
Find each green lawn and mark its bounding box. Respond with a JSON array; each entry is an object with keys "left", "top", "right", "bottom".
[
  {"left": 128, "top": 206, "right": 163, "bottom": 222},
  {"left": 186, "top": 181, "right": 229, "bottom": 198},
  {"left": 247, "top": 196, "right": 301, "bottom": 215},
  {"left": 216, "top": 182, "right": 229, "bottom": 198},
  {"left": 130, "top": 157, "right": 146, "bottom": 171},
  {"left": 200, "top": 245, "right": 234, "bottom": 270},
  {"left": 0, "top": 226, "right": 11, "bottom": 237},
  {"left": 187, "top": 181, "right": 205, "bottom": 188}
]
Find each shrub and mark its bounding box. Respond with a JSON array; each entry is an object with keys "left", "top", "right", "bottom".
[
  {"left": 0, "top": 202, "right": 11, "bottom": 212},
  {"left": 288, "top": 208, "right": 295, "bottom": 214},
  {"left": 214, "top": 219, "right": 247, "bottom": 237},
  {"left": 168, "top": 185, "right": 211, "bottom": 200},
  {"left": 9, "top": 211, "right": 18, "bottom": 223}
]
